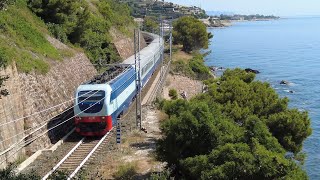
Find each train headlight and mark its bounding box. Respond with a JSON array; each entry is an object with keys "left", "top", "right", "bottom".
[{"left": 75, "top": 117, "right": 81, "bottom": 124}]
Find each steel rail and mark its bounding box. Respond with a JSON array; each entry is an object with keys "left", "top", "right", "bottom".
[
  {"left": 42, "top": 138, "right": 85, "bottom": 180},
  {"left": 68, "top": 129, "right": 113, "bottom": 179}
]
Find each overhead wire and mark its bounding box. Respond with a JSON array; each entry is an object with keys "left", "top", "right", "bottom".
[
  {"left": 0, "top": 90, "right": 100, "bottom": 156},
  {"left": 0, "top": 90, "right": 95, "bottom": 128},
  {"left": 1, "top": 69, "right": 138, "bottom": 159},
  {"left": 0, "top": 95, "right": 106, "bottom": 164},
  {"left": 0, "top": 59, "right": 97, "bottom": 120},
  {"left": 0, "top": 32, "right": 163, "bottom": 164}
]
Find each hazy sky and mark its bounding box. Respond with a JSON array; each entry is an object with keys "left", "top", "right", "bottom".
[{"left": 168, "top": 0, "right": 320, "bottom": 16}]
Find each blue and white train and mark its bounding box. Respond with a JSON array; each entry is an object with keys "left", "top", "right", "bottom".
[{"left": 74, "top": 32, "right": 164, "bottom": 136}]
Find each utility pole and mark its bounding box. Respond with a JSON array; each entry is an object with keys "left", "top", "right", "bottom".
[
  {"left": 134, "top": 29, "right": 142, "bottom": 130},
  {"left": 159, "top": 15, "right": 162, "bottom": 43},
  {"left": 169, "top": 19, "right": 172, "bottom": 63}
]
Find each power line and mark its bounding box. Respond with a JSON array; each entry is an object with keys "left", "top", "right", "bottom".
[
  {"left": 0, "top": 95, "right": 107, "bottom": 165},
  {"left": 0, "top": 90, "right": 95, "bottom": 128},
  {"left": 0, "top": 90, "right": 100, "bottom": 156},
  {"left": 0, "top": 58, "right": 97, "bottom": 120},
  {"left": 1, "top": 70, "right": 137, "bottom": 160}
]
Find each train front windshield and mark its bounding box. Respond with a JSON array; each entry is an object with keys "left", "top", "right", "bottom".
[{"left": 78, "top": 90, "right": 105, "bottom": 113}]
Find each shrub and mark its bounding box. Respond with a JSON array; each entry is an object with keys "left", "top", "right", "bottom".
[
  {"left": 157, "top": 69, "right": 311, "bottom": 179},
  {"left": 171, "top": 60, "right": 195, "bottom": 77},
  {"left": 0, "top": 0, "right": 16, "bottom": 10},
  {"left": 148, "top": 168, "right": 171, "bottom": 180},
  {"left": 46, "top": 23, "right": 68, "bottom": 43},
  {"left": 168, "top": 89, "right": 178, "bottom": 100},
  {"left": 143, "top": 16, "right": 159, "bottom": 33},
  {"left": 188, "top": 55, "right": 211, "bottom": 80},
  {"left": 0, "top": 163, "right": 40, "bottom": 179},
  {"left": 113, "top": 163, "right": 137, "bottom": 180}
]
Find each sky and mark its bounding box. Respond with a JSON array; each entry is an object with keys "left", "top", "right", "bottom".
[{"left": 168, "top": 0, "right": 320, "bottom": 16}]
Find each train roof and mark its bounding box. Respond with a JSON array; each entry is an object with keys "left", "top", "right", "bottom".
[
  {"left": 77, "top": 83, "right": 110, "bottom": 92},
  {"left": 85, "top": 64, "right": 133, "bottom": 85},
  {"left": 79, "top": 32, "right": 163, "bottom": 87},
  {"left": 121, "top": 32, "right": 164, "bottom": 67}
]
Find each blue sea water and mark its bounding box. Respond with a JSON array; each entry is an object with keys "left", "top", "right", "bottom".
[{"left": 205, "top": 17, "right": 320, "bottom": 179}]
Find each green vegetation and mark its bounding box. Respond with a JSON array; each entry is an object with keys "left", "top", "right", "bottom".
[
  {"left": 47, "top": 169, "right": 86, "bottom": 180},
  {"left": 173, "top": 16, "right": 213, "bottom": 52},
  {"left": 0, "top": 163, "right": 40, "bottom": 180},
  {"left": 105, "top": 0, "right": 134, "bottom": 36},
  {"left": 0, "top": 0, "right": 61, "bottom": 74},
  {"left": 217, "top": 14, "right": 280, "bottom": 21},
  {"left": 0, "top": 74, "right": 9, "bottom": 98},
  {"left": 171, "top": 60, "right": 194, "bottom": 76},
  {"left": 113, "top": 163, "right": 137, "bottom": 180},
  {"left": 168, "top": 89, "right": 178, "bottom": 100},
  {"left": 188, "top": 54, "right": 211, "bottom": 80},
  {"left": 157, "top": 69, "right": 311, "bottom": 179},
  {"left": 0, "top": 50, "right": 9, "bottom": 98},
  {"left": 0, "top": 0, "right": 16, "bottom": 10},
  {"left": 0, "top": 164, "right": 86, "bottom": 180},
  {"left": 142, "top": 17, "right": 159, "bottom": 33},
  {"left": 28, "top": 0, "right": 134, "bottom": 67},
  {"left": 171, "top": 53, "right": 211, "bottom": 80},
  {"left": 48, "top": 170, "right": 70, "bottom": 180},
  {"left": 148, "top": 168, "right": 171, "bottom": 180}
]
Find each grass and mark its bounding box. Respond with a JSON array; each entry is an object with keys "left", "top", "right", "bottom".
[
  {"left": 15, "top": 155, "right": 27, "bottom": 165},
  {"left": 170, "top": 46, "right": 211, "bottom": 80},
  {"left": 171, "top": 45, "right": 193, "bottom": 62},
  {"left": 0, "top": 1, "right": 62, "bottom": 74},
  {"left": 113, "top": 162, "right": 138, "bottom": 180}
]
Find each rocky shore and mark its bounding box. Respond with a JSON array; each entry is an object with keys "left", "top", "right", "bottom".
[
  {"left": 200, "top": 17, "right": 280, "bottom": 28},
  {"left": 200, "top": 18, "right": 232, "bottom": 27}
]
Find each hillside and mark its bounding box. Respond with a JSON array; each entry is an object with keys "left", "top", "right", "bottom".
[
  {"left": 0, "top": 0, "right": 141, "bottom": 167},
  {"left": 0, "top": 0, "right": 136, "bottom": 74},
  {"left": 0, "top": 0, "right": 64, "bottom": 74}
]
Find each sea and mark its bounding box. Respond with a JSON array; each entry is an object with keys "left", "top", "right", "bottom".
[{"left": 205, "top": 17, "right": 320, "bottom": 179}]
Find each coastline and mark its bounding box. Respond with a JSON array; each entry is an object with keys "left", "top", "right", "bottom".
[
  {"left": 206, "top": 17, "right": 319, "bottom": 179},
  {"left": 203, "top": 18, "right": 280, "bottom": 28}
]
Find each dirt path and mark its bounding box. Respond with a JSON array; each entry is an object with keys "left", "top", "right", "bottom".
[
  {"left": 163, "top": 74, "right": 203, "bottom": 100},
  {"left": 87, "top": 105, "right": 167, "bottom": 179}
]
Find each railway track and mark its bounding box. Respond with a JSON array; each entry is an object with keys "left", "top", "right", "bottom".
[{"left": 42, "top": 129, "right": 114, "bottom": 180}]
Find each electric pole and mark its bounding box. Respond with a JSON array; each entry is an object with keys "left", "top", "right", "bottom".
[{"left": 134, "top": 29, "right": 142, "bottom": 130}]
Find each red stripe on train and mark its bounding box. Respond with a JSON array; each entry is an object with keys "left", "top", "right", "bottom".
[{"left": 75, "top": 115, "right": 113, "bottom": 136}]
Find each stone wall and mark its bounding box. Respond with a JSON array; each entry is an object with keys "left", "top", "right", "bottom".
[
  {"left": 0, "top": 28, "right": 141, "bottom": 167},
  {"left": 0, "top": 44, "right": 97, "bottom": 167},
  {"left": 0, "top": 64, "right": 25, "bottom": 167},
  {"left": 110, "top": 28, "right": 147, "bottom": 60}
]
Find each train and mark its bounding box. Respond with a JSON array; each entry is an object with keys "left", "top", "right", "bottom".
[{"left": 73, "top": 32, "right": 164, "bottom": 136}]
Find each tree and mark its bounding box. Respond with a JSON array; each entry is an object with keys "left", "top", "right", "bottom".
[
  {"left": 157, "top": 69, "right": 311, "bottom": 179},
  {"left": 143, "top": 16, "right": 159, "bottom": 33},
  {"left": 0, "top": 0, "right": 16, "bottom": 10},
  {"left": 27, "top": 0, "right": 126, "bottom": 68},
  {"left": 173, "top": 16, "right": 212, "bottom": 52}
]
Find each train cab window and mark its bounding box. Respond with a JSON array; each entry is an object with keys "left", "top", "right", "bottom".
[{"left": 78, "top": 90, "right": 105, "bottom": 113}]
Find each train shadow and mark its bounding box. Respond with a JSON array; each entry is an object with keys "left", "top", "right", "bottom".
[
  {"left": 129, "top": 137, "right": 157, "bottom": 150},
  {"left": 47, "top": 106, "right": 75, "bottom": 144}
]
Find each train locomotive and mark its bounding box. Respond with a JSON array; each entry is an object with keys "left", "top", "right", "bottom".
[{"left": 74, "top": 32, "right": 164, "bottom": 136}]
